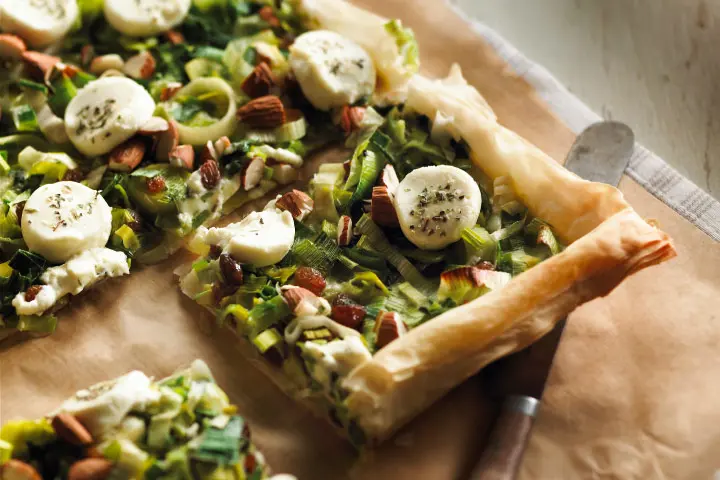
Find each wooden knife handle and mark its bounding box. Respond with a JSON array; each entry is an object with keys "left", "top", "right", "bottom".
[{"left": 468, "top": 396, "right": 539, "bottom": 480}]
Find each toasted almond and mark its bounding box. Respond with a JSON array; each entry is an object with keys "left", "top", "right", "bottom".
[
  {"left": 371, "top": 186, "right": 399, "bottom": 227},
  {"left": 276, "top": 189, "right": 314, "bottom": 221},
  {"left": 138, "top": 116, "right": 169, "bottom": 135},
  {"left": 199, "top": 159, "right": 221, "bottom": 189},
  {"left": 378, "top": 164, "right": 399, "bottom": 194},
  {"left": 213, "top": 136, "right": 232, "bottom": 158},
  {"left": 108, "top": 137, "right": 147, "bottom": 172},
  {"left": 241, "top": 62, "right": 276, "bottom": 98},
  {"left": 337, "top": 215, "right": 353, "bottom": 246},
  {"left": 237, "top": 95, "right": 286, "bottom": 129},
  {"left": 67, "top": 458, "right": 114, "bottom": 480},
  {"left": 164, "top": 30, "right": 185, "bottom": 45},
  {"left": 199, "top": 140, "right": 218, "bottom": 164},
  {"left": 80, "top": 45, "right": 95, "bottom": 67},
  {"left": 1, "top": 460, "right": 42, "bottom": 480},
  {"left": 271, "top": 163, "right": 298, "bottom": 185},
  {"left": 168, "top": 144, "right": 195, "bottom": 170},
  {"left": 22, "top": 51, "right": 60, "bottom": 81},
  {"left": 0, "top": 34, "right": 27, "bottom": 61},
  {"left": 374, "top": 311, "right": 407, "bottom": 349},
  {"left": 123, "top": 51, "right": 155, "bottom": 80},
  {"left": 155, "top": 119, "right": 180, "bottom": 161},
  {"left": 89, "top": 54, "right": 124, "bottom": 75},
  {"left": 52, "top": 413, "right": 93, "bottom": 446},
  {"left": 282, "top": 286, "right": 317, "bottom": 313},
  {"left": 241, "top": 157, "right": 265, "bottom": 191},
  {"left": 160, "top": 82, "right": 183, "bottom": 101}
]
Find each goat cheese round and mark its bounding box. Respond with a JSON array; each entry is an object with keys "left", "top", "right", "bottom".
[
  {"left": 289, "top": 30, "right": 376, "bottom": 111},
  {"left": 104, "top": 0, "right": 192, "bottom": 37},
  {"left": 21, "top": 181, "right": 113, "bottom": 263},
  {"left": 64, "top": 77, "right": 156, "bottom": 157},
  {"left": 0, "top": 0, "right": 78, "bottom": 47},
  {"left": 394, "top": 165, "right": 482, "bottom": 250}
]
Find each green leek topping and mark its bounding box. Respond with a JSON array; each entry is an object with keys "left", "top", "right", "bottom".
[
  {"left": 253, "top": 328, "right": 284, "bottom": 354},
  {"left": 11, "top": 105, "right": 39, "bottom": 133},
  {"left": 384, "top": 19, "right": 420, "bottom": 74}
]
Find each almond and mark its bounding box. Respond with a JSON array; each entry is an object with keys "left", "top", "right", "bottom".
[
  {"left": 138, "top": 116, "right": 169, "bottom": 135},
  {"left": 378, "top": 164, "right": 399, "bottom": 193},
  {"left": 0, "top": 460, "right": 42, "bottom": 480},
  {"left": 237, "top": 95, "right": 286, "bottom": 129},
  {"left": 272, "top": 163, "right": 298, "bottom": 185},
  {"left": 155, "top": 119, "right": 179, "bottom": 161},
  {"left": 108, "top": 137, "right": 146, "bottom": 172},
  {"left": 67, "top": 458, "right": 114, "bottom": 480},
  {"left": 168, "top": 144, "right": 195, "bottom": 170},
  {"left": 199, "top": 160, "right": 221, "bottom": 189},
  {"left": 282, "top": 286, "right": 328, "bottom": 316},
  {"left": 371, "top": 186, "right": 400, "bottom": 227},
  {"left": 0, "top": 34, "right": 27, "bottom": 61},
  {"left": 164, "top": 30, "right": 185, "bottom": 45},
  {"left": 22, "top": 51, "right": 60, "bottom": 81},
  {"left": 258, "top": 6, "right": 281, "bottom": 27},
  {"left": 199, "top": 140, "right": 218, "bottom": 164},
  {"left": 241, "top": 63, "right": 276, "bottom": 98},
  {"left": 339, "top": 105, "right": 366, "bottom": 136},
  {"left": 374, "top": 311, "right": 407, "bottom": 349},
  {"left": 213, "top": 136, "right": 232, "bottom": 158},
  {"left": 337, "top": 215, "right": 353, "bottom": 246},
  {"left": 123, "top": 51, "right": 155, "bottom": 80},
  {"left": 89, "top": 54, "right": 124, "bottom": 76},
  {"left": 52, "top": 413, "right": 93, "bottom": 446},
  {"left": 241, "top": 157, "right": 265, "bottom": 191},
  {"left": 160, "top": 82, "right": 183, "bottom": 101},
  {"left": 276, "top": 189, "right": 314, "bottom": 221},
  {"left": 80, "top": 45, "right": 95, "bottom": 67}
]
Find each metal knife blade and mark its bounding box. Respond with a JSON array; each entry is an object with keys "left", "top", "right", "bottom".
[{"left": 467, "top": 121, "right": 635, "bottom": 480}]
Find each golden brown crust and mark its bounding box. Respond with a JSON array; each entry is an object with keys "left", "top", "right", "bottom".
[{"left": 341, "top": 67, "right": 676, "bottom": 441}]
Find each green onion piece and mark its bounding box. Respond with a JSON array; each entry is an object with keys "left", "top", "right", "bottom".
[
  {"left": 114, "top": 224, "right": 140, "bottom": 253},
  {"left": 11, "top": 105, "right": 39, "bottom": 132},
  {"left": 16, "top": 78, "right": 48, "bottom": 94},
  {"left": 17, "top": 314, "right": 57, "bottom": 334},
  {"left": 355, "top": 214, "right": 435, "bottom": 293},
  {"left": 70, "top": 70, "right": 96, "bottom": 88},
  {"left": 0, "top": 151, "right": 9, "bottom": 174},
  {"left": 252, "top": 328, "right": 284, "bottom": 354},
  {"left": 48, "top": 74, "right": 77, "bottom": 117},
  {"left": 461, "top": 226, "right": 497, "bottom": 264}
]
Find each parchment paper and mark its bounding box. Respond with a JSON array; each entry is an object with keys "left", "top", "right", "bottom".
[{"left": 1, "top": 1, "right": 718, "bottom": 479}]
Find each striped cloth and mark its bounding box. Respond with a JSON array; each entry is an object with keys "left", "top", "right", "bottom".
[{"left": 457, "top": 10, "right": 720, "bottom": 241}]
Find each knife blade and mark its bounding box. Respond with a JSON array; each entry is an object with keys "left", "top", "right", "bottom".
[{"left": 467, "top": 121, "right": 634, "bottom": 480}]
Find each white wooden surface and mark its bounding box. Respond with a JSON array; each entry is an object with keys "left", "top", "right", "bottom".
[{"left": 455, "top": 0, "right": 720, "bottom": 199}]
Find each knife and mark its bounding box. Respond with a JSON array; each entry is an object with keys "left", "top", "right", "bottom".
[{"left": 467, "top": 121, "right": 635, "bottom": 480}]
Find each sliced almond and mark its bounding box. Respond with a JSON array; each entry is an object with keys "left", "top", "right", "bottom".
[
  {"left": 282, "top": 286, "right": 320, "bottom": 315},
  {"left": 123, "top": 51, "right": 156, "bottom": 80},
  {"left": 138, "top": 116, "right": 169, "bottom": 135},
  {"left": 199, "top": 140, "right": 218, "bottom": 164},
  {"left": 67, "top": 458, "right": 114, "bottom": 480},
  {"left": 378, "top": 164, "right": 399, "bottom": 194},
  {"left": 168, "top": 144, "right": 195, "bottom": 170},
  {"left": 80, "top": 44, "right": 95, "bottom": 67},
  {"left": 160, "top": 82, "right": 183, "bottom": 101},
  {"left": 371, "top": 186, "right": 400, "bottom": 227},
  {"left": 272, "top": 163, "right": 298, "bottom": 185},
  {"left": 374, "top": 311, "right": 407, "bottom": 349},
  {"left": 241, "top": 157, "right": 265, "bottom": 191},
  {"left": 0, "top": 459, "right": 42, "bottom": 480},
  {"left": 213, "top": 136, "right": 232, "bottom": 158},
  {"left": 0, "top": 34, "right": 27, "bottom": 61},
  {"left": 21, "top": 51, "right": 60, "bottom": 81},
  {"left": 337, "top": 215, "right": 353, "bottom": 246},
  {"left": 276, "top": 189, "right": 314, "bottom": 221},
  {"left": 155, "top": 119, "right": 180, "bottom": 161},
  {"left": 237, "top": 95, "right": 286, "bottom": 129},
  {"left": 52, "top": 413, "right": 93, "bottom": 446},
  {"left": 89, "top": 54, "right": 124, "bottom": 75},
  {"left": 241, "top": 62, "right": 276, "bottom": 98},
  {"left": 108, "top": 137, "right": 147, "bottom": 172},
  {"left": 164, "top": 30, "right": 185, "bottom": 45}
]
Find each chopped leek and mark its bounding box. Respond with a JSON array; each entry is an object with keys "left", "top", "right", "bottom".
[
  {"left": 462, "top": 226, "right": 497, "bottom": 264},
  {"left": 384, "top": 19, "right": 420, "bottom": 73},
  {"left": 437, "top": 267, "right": 511, "bottom": 305},
  {"left": 355, "top": 214, "right": 435, "bottom": 293},
  {"left": 11, "top": 105, "right": 39, "bottom": 132},
  {"left": 0, "top": 439, "right": 11, "bottom": 464},
  {"left": 497, "top": 249, "right": 542, "bottom": 276},
  {"left": 397, "top": 282, "right": 426, "bottom": 307},
  {"left": 16, "top": 79, "right": 48, "bottom": 95},
  {"left": 491, "top": 217, "right": 526, "bottom": 242},
  {"left": 114, "top": 224, "right": 141, "bottom": 253},
  {"left": 292, "top": 233, "right": 339, "bottom": 275},
  {"left": 346, "top": 149, "right": 383, "bottom": 209},
  {"left": 248, "top": 295, "right": 291, "bottom": 335},
  {"left": 342, "top": 271, "right": 390, "bottom": 303},
  {"left": 16, "top": 314, "right": 58, "bottom": 334},
  {"left": 221, "top": 304, "right": 250, "bottom": 333},
  {"left": 0, "top": 152, "right": 9, "bottom": 174},
  {"left": 48, "top": 74, "right": 77, "bottom": 117},
  {"left": 343, "top": 247, "right": 388, "bottom": 272},
  {"left": 252, "top": 328, "right": 284, "bottom": 354}
]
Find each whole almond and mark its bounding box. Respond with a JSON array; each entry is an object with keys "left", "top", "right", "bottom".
[
  {"left": 199, "top": 160, "right": 221, "bottom": 190},
  {"left": 237, "top": 96, "right": 286, "bottom": 129},
  {"left": 67, "top": 458, "right": 113, "bottom": 480},
  {"left": 168, "top": 144, "right": 195, "bottom": 170},
  {"left": 0, "top": 460, "right": 41, "bottom": 480},
  {"left": 0, "top": 34, "right": 27, "bottom": 61},
  {"left": 276, "top": 189, "right": 314, "bottom": 221},
  {"left": 108, "top": 137, "right": 146, "bottom": 172},
  {"left": 160, "top": 82, "right": 183, "bottom": 101},
  {"left": 52, "top": 413, "right": 93, "bottom": 446},
  {"left": 21, "top": 51, "right": 60, "bottom": 81},
  {"left": 155, "top": 119, "right": 179, "bottom": 161},
  {"left": 241, "top": 63, "right": 276, "bottom": 98}
]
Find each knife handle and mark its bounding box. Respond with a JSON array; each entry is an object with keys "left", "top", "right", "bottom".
[{"left": 468, "top": 396, "right": 539, "bottom": 480}]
